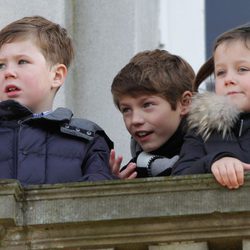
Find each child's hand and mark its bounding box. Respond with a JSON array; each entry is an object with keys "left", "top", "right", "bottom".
[
  {"left": 211, "top": 157, "right": 250, "bottom": 189},
  {"left": 109, "top": 149, "right": 137, "bottom": 179}
]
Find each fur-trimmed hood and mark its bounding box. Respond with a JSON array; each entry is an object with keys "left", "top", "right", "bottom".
[{"left": 187, "top": 92, "right": 241, "bottom": 141}]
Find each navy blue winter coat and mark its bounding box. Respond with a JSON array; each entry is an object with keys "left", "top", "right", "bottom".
[
  {"left": 172, "top": 92, "right": 250, "bottom": 175},
  {"left": 0, "top": 100, "right": 115, "bottom": 186}
]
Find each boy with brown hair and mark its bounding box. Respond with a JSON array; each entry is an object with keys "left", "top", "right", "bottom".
[
  {"left": 0, "top": 16, "right": 114, "bottom": 185},
  {"left": 109, "top": 49, "right": 194, "bottom": 179}
]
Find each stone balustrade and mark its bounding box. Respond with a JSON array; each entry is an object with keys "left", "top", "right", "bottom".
[{"left": 0, "top": 174, "right": 250, "bottom": 250}]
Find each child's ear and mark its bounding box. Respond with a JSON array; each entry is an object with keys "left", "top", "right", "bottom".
[
  {"left": 180, "top": 91, "right": 192, "bottom": 115},
  {"left": 51, "top": 64, "right": 67, "bottom": 89}
]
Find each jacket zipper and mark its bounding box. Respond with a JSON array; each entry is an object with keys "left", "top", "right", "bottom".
[
  {"left": 14, "top": 119, "right": 26, "bottom": 179},
  {"left": 13, "top": 125, "right": 19, "bottom": 179}
]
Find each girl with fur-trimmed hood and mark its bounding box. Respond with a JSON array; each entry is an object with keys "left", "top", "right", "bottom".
[{"left": 172, "top": 24, "right": 250, "bottom": 189}]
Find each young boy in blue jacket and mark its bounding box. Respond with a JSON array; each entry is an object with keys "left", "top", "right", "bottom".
[
  {"left": 0, "top": 16, "right": 114, "bottom": 186},
  {"left": 109, "top": 49, "right": 194, "bottom": 178}
]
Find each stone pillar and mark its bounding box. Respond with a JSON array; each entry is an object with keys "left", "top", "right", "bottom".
[
  {"left": 243, "top": 239, "right": 250, "bottom": 250},
  {"left": 149, "top": 242, "right": 208, "bottom": 250},
  {"left": 70, "top": 0, "right": 159, "bottom": 162}
]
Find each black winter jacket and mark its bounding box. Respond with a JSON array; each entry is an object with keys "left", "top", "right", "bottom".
[
  {"left": 172, "top": 92, "right": 250, "bottom": 175},
  {"left": 0, "top": 100, "right": 114, "bottom": 186}
]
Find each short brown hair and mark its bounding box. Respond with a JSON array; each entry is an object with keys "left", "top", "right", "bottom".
[
  {"left": 111, "top": 49, "right": 194, "bottom": 110},
  {"left": 0, "top": 16, "right": 74, "bottom": 68},
  {"left": 194, "top": 24, "right": 250, "bottom": 91}
]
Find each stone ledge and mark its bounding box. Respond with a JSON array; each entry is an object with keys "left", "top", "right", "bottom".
[
  {"left": 0, "top": 174, "right": 250, "bottom": 249},
  {"left": 0, "top": 180, "right": 23, "bottom": 226},
  {"left": 21, "top": 174, "right": 250, "bottom": 225}
]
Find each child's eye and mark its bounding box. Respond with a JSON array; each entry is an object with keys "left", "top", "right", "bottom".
[
  {"left": 143, "top": 102, "right": 153, "bottom": 108},
  {"left": 215, "top": 70, "right": 225, "bottom": 77},
  {"left": 120, "top": 107, "right": 130, "bottom": 114},
  {"left": 238, "top": 67, "right": 249, "bottom": 72},
  {"left": 18, "top": 59, "right": 29, "bottom": 65},
  {"left": 0, "top": 63, "right": 6, "bottom": 70}
]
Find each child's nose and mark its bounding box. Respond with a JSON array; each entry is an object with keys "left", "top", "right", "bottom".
[
  {"left": 4, "top": 66, "right": 17, "bottom": 79},
  {"left": 131, "top": 111, "right": 144, "bottom": 124},
  {"left": 224, "top": 73, "right": 237, "bottom": 86}
]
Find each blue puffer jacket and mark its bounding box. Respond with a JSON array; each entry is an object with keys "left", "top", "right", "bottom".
[{"left": 0, "top": 100, "right": 115, "bottom": 186}]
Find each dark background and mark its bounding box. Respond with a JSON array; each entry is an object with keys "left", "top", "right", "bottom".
[{"left": 206, "top": 0, "right": 250, "bottom": 58}]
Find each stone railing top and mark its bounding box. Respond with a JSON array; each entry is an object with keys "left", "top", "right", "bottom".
[
  {"left": 1, "top": 174, "right": 250, "bottom": 226},
  {"left": 1, "top": 174, "right": 250, "bottom": 249}
]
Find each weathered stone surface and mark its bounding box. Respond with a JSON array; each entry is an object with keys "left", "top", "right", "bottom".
[
  {"left": 0, "top": 180, "right": 23, "bottom": 227},
  {"left": 149, "top": 242, "right": 208, "bottom": 250},
  {"left": 0, "top": 175, "right": 250, "bottom": 249}
]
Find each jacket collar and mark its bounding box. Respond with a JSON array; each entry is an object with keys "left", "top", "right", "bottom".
[
  {"left": 150, "top": 118, "right": 186, "bottom": 156},
  {"left": 0, "top": 100, "right": 73, "bottom": 123},
  {"left": 188, "top": 92, "right": 241, "bottom": 141},
  {"left": 0, "top": 100, "right": 32, "bottom": 120}
]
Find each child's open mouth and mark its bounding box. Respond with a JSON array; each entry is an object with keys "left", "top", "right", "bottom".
[
  {"left": 136, "top": 131, "right": 152, "bottom": 138},
  {"left": 5, "top": 85, "right": 21, "bottom": 97},
  {"left": 135, "top": 131, "right": 153, "bottom": 143}
]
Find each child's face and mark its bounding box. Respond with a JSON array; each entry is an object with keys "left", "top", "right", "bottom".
[
  {"left": 0, "top": 39, "right": 58, "bottom": 113},
  {"left": 214, "top": 40, "right": 250, "bottom": 112},
  {"left": 119, "top": 94, "right": 184, "bottom": 152}
]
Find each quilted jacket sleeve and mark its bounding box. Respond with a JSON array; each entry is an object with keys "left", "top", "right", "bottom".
[
  {"left": 78, "top": 134, "right": 116, "bottom": 181},
  {"left": 171, "top": 131, "right": 229, "bottom": 175}
]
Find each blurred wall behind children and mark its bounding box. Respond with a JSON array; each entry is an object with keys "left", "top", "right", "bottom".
[{"left": 0, "top": 0, "right": 205, "bottom": 162}]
